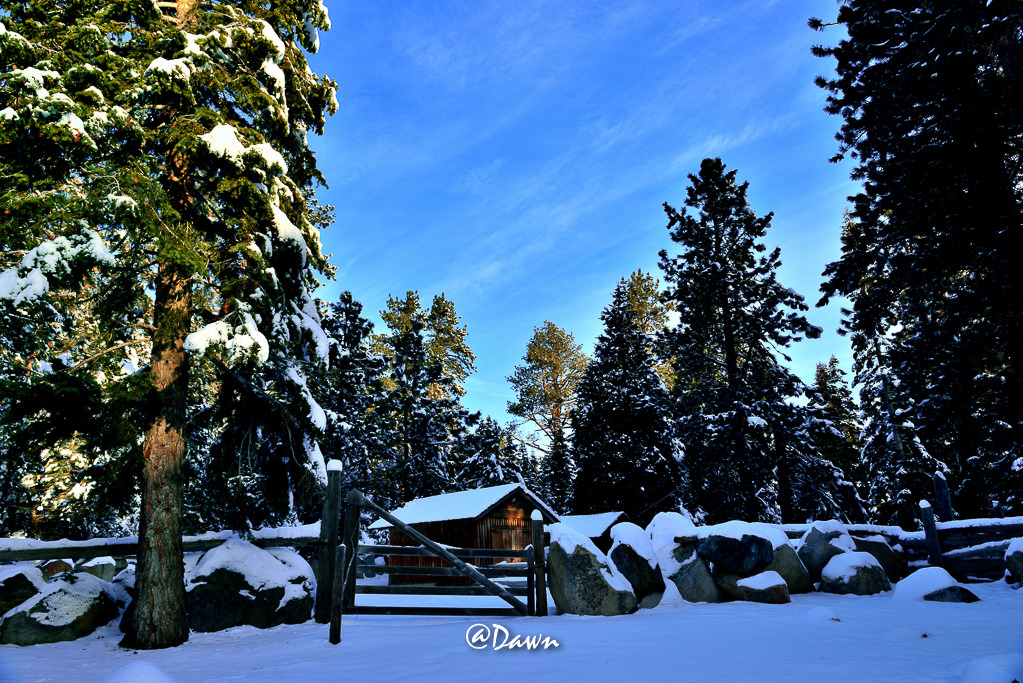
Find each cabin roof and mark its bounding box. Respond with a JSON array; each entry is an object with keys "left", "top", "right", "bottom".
[
  {"left": 558, "top": 512, "right": 626, "bottom": 538},
  {"left": 369, "top": 483, "right": 559, "bottom": 529}
]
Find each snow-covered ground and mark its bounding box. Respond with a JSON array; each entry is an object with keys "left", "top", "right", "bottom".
[{"left": 2, "top": 581, "right": 1021, "bottom": 682}]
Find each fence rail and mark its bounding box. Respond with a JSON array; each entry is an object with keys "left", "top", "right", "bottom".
[{"left": 0, "top": 534, "right": 319, "bottom": 563}]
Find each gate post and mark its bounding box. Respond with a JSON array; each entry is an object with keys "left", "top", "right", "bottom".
[
  {"left": 531, "top": 510, "right": 548, "bottom": 616},
  {"left": 920, "top": 500, "right": 944, "bottom": 568},
  {"left": 933, "top": 471, "right": 953, "bottom": 522},
  {"left": 329, "top": 544, "right": 345, "bottom": 644},
  {"left": 315, "top": 461, "right": 343, "bottom": 623},
  {"left": 342, "top": 489, "right": 362, "bottom": 610}
]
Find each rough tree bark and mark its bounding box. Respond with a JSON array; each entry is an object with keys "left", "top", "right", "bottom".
[{"left": 121, "top": 258, "right": 191, "bottom": 649}]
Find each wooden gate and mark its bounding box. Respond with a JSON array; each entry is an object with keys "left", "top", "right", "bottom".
[{"left": 334, "top": 489, "right": 546, "bottom": 618}]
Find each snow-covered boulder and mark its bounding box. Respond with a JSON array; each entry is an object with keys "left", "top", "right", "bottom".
[
  {"left": 75, "top": 556, "right": 120, "bottom": 583},
  {"left": 697, "top": 521, "right": 774, "bottom": 575},
  {"left": 851, "top": 534, "right": 905, "bottom": 582},
  {"left": 38, "top": 558, "right": 74, "bottom": 580},
  {"left": 0, "top": 566, "right": 47, "bottom": 616},
  {"left": 1006, "top": 537, "right": 1023, "bottom": 584},
  {"left": 547, "top": 523, "right": 638, "bottom": 616},
  {"left": 609, "top": 522, "right": 664, "bottom": 603},
  {"left": 893, "top": 567, "right": 979, "bottom": 603},
  {"left": 797, "top": 521, "right": 855, "bottom": 582},
  {"left": 715, "top": 570, "right": 790, "bottom": 604},
  {"left": 819, "top": 551, "right": 892, "bottom": 596},
  {"left": 185, "top": 539, "right": 315, "bottom": 633},
  {"left": 0, "top": 572, "right": 119, "bottom": 645},
  {"left": 648, "top": 512, "right": 721, "bottom": 604}
]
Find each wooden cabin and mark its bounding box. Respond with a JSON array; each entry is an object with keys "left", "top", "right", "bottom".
[
  {"left": 368, "top": 484, "right": 560, "bottom": 585},
  {"left": 558, "top": 511, "right": 626, "bottom": 554}
]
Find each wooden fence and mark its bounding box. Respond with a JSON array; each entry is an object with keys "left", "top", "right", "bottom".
[{"left": 779, "top": 503, "right": 1022, "bottom": 581}]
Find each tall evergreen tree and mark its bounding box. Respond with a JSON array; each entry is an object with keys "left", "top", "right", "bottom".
[
  {"left": 571, "top": 279, "right": 681, "bottom": 526},
  {"left": 0, "top": 0, "right": 335, "bottom": 648},
  {"left": 813, "top": 1, "right": 1023, "bottom": 516},
  {"left": 507, "top": 321, "right": 588, "bottom": 454},
  {"left": 807, "top": 356, "right": 863, "bottom": 490},
  {"left": 658, "top": 158, "right": 823, "bottom": 523},
  {"left": 450, "top": 417, "right": 527, "bottom": 491},
  {"left": 373, "top": 291, "right": 476, "bottom": 400},
  {"left": 314, "top": 292, "right": 392, "bottom": 500},
  {"left": 378, "top": 320, "right": 475, "bottom": 505}
]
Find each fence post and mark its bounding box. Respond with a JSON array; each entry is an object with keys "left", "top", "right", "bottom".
[
  {"left": 315, "top": 462, "right": 343, "bottom": 623},
  {"left": 329, "top": 544, "right": 345, "bottom": 644},
  {"left": 531, "top": 510, "right": 548, "bottom": 617},
  {"left": 526, "top": 546, "right": 535, "bottom": 617},
  {"left": 342, "top": 489, "right": 362, "bottom": 611},
  {"left": 933, "top": 471, "right": 953, "bottom": 522},
  {"left": 920, "top": 500, "right": 944, "bottom": 568}
]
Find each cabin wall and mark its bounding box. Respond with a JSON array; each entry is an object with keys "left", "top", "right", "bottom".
[{"left": 386, "top": 497, "right": 536, "bottom": 585}]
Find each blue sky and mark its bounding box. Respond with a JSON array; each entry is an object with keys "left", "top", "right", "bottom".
[{"left": 306, "top": 0, "right": 857, "bottom": 424}]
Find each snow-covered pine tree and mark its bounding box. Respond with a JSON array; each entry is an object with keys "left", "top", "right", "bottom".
[
  {"left": 806, "top": 357, "right": 863, "bottom": 492},
  {"left": 540, "top": 428, "right": 574, "bottom": 514},
  {"left": 0, "top": 0, "right": 335, "bottom": 648},
  {"left": 313, "top": 292, "right": 393, "bottom": 501},
  {"left": 856, "top": 338, "right": 948, "bottom": 527},
  {"left": 378, "top": 320, "right": 475, "bottom": 505},
  {"left": 570, "top": 278, "right": 682, "bottom": 526},
  {"left": 813, "top": 1, "right": 1023, "bottom": 516},
  {"left": 450, "top": 416, "right": 527, "bottom": 491},
  {"left": 658, "top": 158, "right": 823, "bottom": 523}
]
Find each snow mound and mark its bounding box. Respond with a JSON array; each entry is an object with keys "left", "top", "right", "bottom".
[
  {"left": 100, "top": 662, "right": 178, "bottom": 683},
  {"left": 548, "top": 522, "right": 632, "bottom": 593},
  {"left": 1007, "top": 537, "right": 1023, "bottom": 556},
  {"left": 822, "top": 551, "right": 883, "bottom": 581},
  {"left": 956, "top": 654, "right": 1023, "bottom": 683},
  {"left": 893, "top": 567, "right": 958, "bottom": 601}
]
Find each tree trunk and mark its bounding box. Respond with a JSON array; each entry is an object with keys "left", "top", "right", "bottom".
[{"left": 122, "top": 258, "right": 191, "bottom": 649}]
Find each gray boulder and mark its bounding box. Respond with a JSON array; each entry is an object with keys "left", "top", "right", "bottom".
[
  {"left": 764, "top": 543, "right": 814, "bottom": 594},
  {"left": 1006, "top": 538, "right": 1023, "bottom": 584},
  {"left": 185, "top": 540, "right": 315, "bottom": 633},
  {"left": 923, "top": 585, "right": 979, "bottom": 603},
  {"left": 797, "top": 521, "right": 855, "bottom": 582},
  {"left": 0, "top": 573, "right": 119, "bottom": 645},
  {"left": 696, "top": 524, "right": 774, "bottom": 575},
  {"left": 609, "top": 522, "right": 665, "bottom": 601},
  {"left": 715, "top": 570, "right": 791, "bottom": 604},
  {"left": 547, "top": 523, "right": 638, "bottom": 616},
  {"left": 666, "top": 550, "right": 722, "bottom": 603},
  {"left": 0, "top": 566, "right": 46, "bottom": 616},
  {"left": 819, "top": 551, "right": 892, "bottom": 596},
  {"left": 852, "top": 535, "right": 905, "bottom": 582}
]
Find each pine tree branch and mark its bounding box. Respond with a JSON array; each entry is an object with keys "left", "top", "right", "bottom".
[{"left": 67, "top": 339, "right": 150, "bottom": 373}]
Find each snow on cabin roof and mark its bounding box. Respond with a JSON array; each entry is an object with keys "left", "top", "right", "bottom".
[
  {"left": 559, "top": 512, "right": 626, "bottom": 539},
  {"left": 368, "top": 484, "right": 558, "bottom": 529}
]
